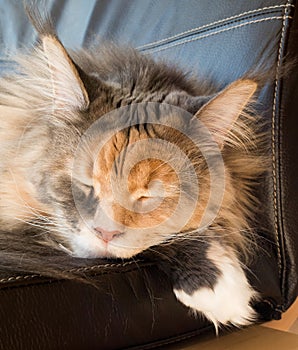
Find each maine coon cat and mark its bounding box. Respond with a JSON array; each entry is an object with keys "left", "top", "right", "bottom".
[{"left": 0, "top": 11, "right": 266, "bottom": 329}]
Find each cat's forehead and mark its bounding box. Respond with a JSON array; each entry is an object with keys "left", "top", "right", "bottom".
[
  {"left": 94, "top": 126, "right": 147, "bottom": 170},
  {"left": 91, "top": 126, "right": 178, "bottom": 192}
]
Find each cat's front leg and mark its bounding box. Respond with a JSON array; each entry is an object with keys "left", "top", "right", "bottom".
[{"left": 167, "top": 241, "right": 257, "bottom": 330}]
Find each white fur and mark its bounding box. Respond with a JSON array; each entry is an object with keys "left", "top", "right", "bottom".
[
  {"left": 71, "top": 228, "right": 146, "bottom": 259},
  {"left": 174, "top": 242, "right": 257, "bottom": 331}
]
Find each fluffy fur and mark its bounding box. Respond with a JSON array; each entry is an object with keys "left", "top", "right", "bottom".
[{"left": 0, "top": 11, "right": 267, "bottom": 328}]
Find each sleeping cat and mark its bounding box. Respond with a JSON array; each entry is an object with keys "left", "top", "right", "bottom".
[{"left": 0, "top": 11, "right": 266, "bottom": 330}]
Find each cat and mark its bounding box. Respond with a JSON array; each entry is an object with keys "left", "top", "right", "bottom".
[{"left": 0, "top": 9, "right": 267, "bottom": 330}]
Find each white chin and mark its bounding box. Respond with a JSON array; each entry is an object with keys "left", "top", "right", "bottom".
[
  {"left": 70, "top": 236, "right": 143, "bottom": 259},
  {"left": 73, "top": 247, "right": 141, "bottom": 259},
  {"left": 107, "top": 245, "right": 143, "bottom": 259}
]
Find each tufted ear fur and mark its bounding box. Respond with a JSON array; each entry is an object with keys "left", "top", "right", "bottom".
[
  {"left": 25, "top": 2, "right": 89, "bottom": 112},
  {"left": 41, "top": 36, "right": 89, "bottom": 111},
  {"left": 195, "top": 79, "right": 257, "bottom": 148}
]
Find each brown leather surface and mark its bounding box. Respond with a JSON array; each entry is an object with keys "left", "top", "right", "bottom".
[{"left": 0, "top": 261, "right": 212, "bottom": 350}]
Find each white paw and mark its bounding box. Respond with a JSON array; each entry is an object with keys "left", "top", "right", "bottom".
[{"left": 174, "top": 243, "right": 257, "bottom": 330}]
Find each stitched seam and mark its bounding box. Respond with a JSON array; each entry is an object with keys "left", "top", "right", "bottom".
[
  {"left": 138, "top": 10, "right": 282, "bottom": 51},
  {"left": 263, "top": 299, "right": 276, "bottom": 309},
  {"left": 0, "top": 259, "right": 144, "bottom": 284},
  {"left": 137, "top": 4, "right": 294, "bottom": 50},
  {"left": 0, "top": 274, "right": 40, "bottom": 284},
  {"left": 0, "top": 265, "right": 151, "bottom": 291},
  {"left": 143, "top": 16, "right": 292, "bottom": 55},
  {"left": 66, "top": 259, "right": 143, "bottom": 274},
  {"left": 262, "top": 298, "right": 283, "bottom": 313},
  {"left": 272, "top": 1, "right": 293, "bottom": 303}
]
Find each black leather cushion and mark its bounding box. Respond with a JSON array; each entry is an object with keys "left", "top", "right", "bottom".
[{"left": 0, "top": 1, "right": 297, "bottom": 349}]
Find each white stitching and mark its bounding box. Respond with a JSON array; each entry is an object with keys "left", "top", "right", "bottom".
[
  {"left": 66, "top": 259, "right": 143, "bottom": 274},
  {"left": 0, "top": 274, "right": 39, "bottom": 284},
  {"left": 137, "top": 4, "right": 294, "bottom": 50},
  {"left": 144, "top": 16, "right": 292, "bottom": 55},
  {"left": 272, "top": 1, "right": 293, "bottom": 293},
  {"left": 0, "top": 260, "right": 143, "bottom": 284}
]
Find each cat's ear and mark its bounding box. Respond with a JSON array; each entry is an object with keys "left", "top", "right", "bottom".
[
  {"left": 41, "top": 35, "right": 89, "bottom": 111},
  {"left": 195, "top": 80, "right": 257, "bottom": 148}
]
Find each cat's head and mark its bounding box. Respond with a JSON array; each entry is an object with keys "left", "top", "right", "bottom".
[{"left": 24, "top": 35, "right": 259, "bottom": 259}]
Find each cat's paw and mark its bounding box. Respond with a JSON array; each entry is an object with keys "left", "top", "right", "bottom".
[{"left": 173, "top": 243, "right": 257, "bottom": 330}]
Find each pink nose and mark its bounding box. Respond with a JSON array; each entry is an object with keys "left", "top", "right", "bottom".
[{"left": 94, "top": 227, "right": 122, "bottom": 242}]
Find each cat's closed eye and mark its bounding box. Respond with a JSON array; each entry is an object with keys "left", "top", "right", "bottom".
[
  {"left": 132, "top": 191, "right": 155, "bottom": 203},
  {"left": 82, "top": 184, "right": 94, "bottom": 192},
  {"left": 73, "top": 179, "right": 94, "bottom": 193},
  {"left": 137, "top": 195, "right": 152, "bottom": 202}
]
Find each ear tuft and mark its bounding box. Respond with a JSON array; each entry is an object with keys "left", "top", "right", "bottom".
[{"left": 24, "top": 1, "right": 56, "bottom": 37}]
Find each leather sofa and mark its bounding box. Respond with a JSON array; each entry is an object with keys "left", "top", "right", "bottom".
[{"left": 0, "top": 0, "right": 297, "bottom": 349}]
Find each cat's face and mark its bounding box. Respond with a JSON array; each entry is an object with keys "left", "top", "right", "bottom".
[
  {"left": 64, "top": 107, "right": 211, "bottom": 259},
  {"left": 71, "top": 131, "right": 182, "bottom": 258},
  {"left": 24, "top": 36, "right": 257, "bottom": 259}
]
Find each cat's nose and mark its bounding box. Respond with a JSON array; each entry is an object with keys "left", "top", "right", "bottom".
[{"left": 94, "top": 227, "right": 122, "bottom": 242}]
